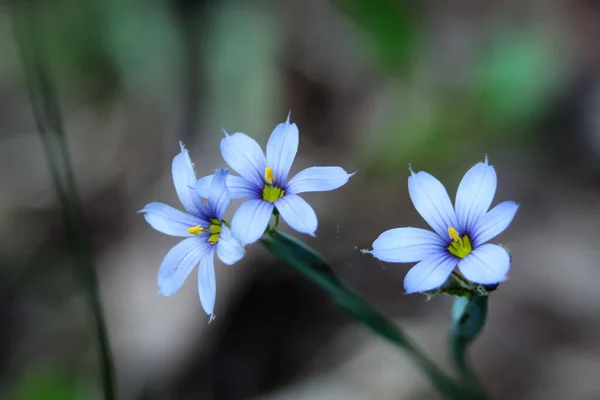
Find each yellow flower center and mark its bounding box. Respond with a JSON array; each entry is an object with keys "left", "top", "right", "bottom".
[
  {"left": 263, "top": 167, "right": 285, "bottom": 203},
  {"left": 208, "top": 218, "right": 221, "bottom": 245},
  {"left": 447, "top": 227, "right": 472, "bottom": 259},
  {"left": 187, "top": 219, "right": 222, "bottom": 245}
]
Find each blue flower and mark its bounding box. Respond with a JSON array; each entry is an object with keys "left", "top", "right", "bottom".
[
  {"left": 369, "top": 158, "right": 519, "bottom": 294},
  {"left": 139, "top": 143, "right": 245, "bottom": 321},
  {"left": 195, "top": 115, "right": 354, "bottom": 244}
]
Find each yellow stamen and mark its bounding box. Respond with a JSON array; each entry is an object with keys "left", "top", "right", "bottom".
[
  {"left": 448, "top": 227, "right": 460, "bottom": 242},
  {"left": 446, "top": 227, "right": 472, "bottom": 259},
  {"left": 265, "top": 167, "right": 275, "bottom": 184},
  {"left": 187, "top": 225, "right": 204, "bottom": 235}
]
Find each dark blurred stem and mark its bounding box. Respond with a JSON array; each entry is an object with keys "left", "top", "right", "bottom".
[
  {"left": 10, "top": 2, "right": 117, "bottom": 399},
  {"left": 262, "top": 231, "right": 483, "bottom": 400}
]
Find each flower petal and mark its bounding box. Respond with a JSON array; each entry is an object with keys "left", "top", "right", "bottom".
[
  {"left": 220, "top": 132, "right": 266, "bottom": 187},
  {"left": 403, "top": 252, "right": 457, "bottom": 294},
  {"left": 198, "top": 247, "right": 217, "bottom": 319},
  {"left": 140, "top": 202, "right": 203, "bottom": 237},
  {"left": 275, "top": 194, "right": 318, "bottom": 236},
  {"left": 370, "top": 227, "right": 446, "bottom": 263},
  {"left": 266, "top": 116, "right": 298, "bottom": 184},
  {"left": 195, "top": 174, "right": 260, "bottom": 200},
  {"left": 208, "top": 168, "right": 231, "bottom": 220},
  {"left": 157, "top": 237, "right": 209, "bottom": 296},
  {"left": 458, "top": 244, "right": 510, "bottom": 284},
  {"left": 472, "top": 201, "right": 519, "bottom": 247},
  {"left": 172, "top": 142, "right": 200, "bottom": 214},
  {"left": 455, "top": 158, "right": 497, "bottom": 233},
  {"left": 286, "top": 166, "right": 355, "bottom": 194},
  {"left": 408, "top": 169, "right": 459, "bottom": 239},
  {"left": 216, "top": 224, "right": 245, "bottom": 265},
  {"left": 230, "top": 199, "right": 274, "bottom": 245}
]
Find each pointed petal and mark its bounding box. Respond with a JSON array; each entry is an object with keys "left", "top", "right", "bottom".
[
  {"left": 216, "top": 225, "right": 245, "bottom": 265},
  {"left": 286, "top": 166, "right": 355, "bottom": 194},
  {"left": 208, "top": 168, "right": 231, "bottom": 220},
  {"left": 458, "top": 244, "right": 510, "bottom": 284},
  {"left": 370, "top": 227, "right": 446, "bottom": 263},
  {"left": 266, "top": 117, "right": 298, "bottom": 184},
  {"left": 157, "top": 237, "right": 209, "bottom": 296},
  {"left": 455, "top": 158, "right": 497, "bottom": 233},
  {"left": 275, "top": 194, "right": 318, "bottom": 236},
  {"left": 408, "top": 169, "right": 459, "bottom": 238},
  {"left": 404, "top": 252, "right": 457, "bottom": 294},
  {"left": 198, "top": 248, "right": 217, "bottom": 318},
  {"left": 230, "top": 199, "right": 274, "bottom": 245},
  {"left": 220, "top": 132, "right": 266, "bottom": 187},
  {"left": 472, "top": 201, "right": 519, "bottom": 247},
  {"left": 195, "top": 174, "right": 260, "bottom": 200},
  {"left": 140, "top": 202, "right": 203, "bottom": 237},
  {"left": 173, "top": 142, "right": 200, "bottom": 214}
]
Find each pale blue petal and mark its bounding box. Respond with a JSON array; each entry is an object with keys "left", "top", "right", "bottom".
[
  {"left": 208, "top": 168, "right": 231, "bottom": 220},
  {"left": 266, "top": 117, "right": 298, "bottom": 184},
  {"left": 275, "top": 194, "right": 318, "bottom": 236},
  {"left": 230, "top": 199, "right": 274, "bottom": 245},
  {"left": 157, "top": 237, "right": 210, "bottom": 296},
  {"left": 220, "top": 132, "right": 266, "bottom": 187},
  {"left": 286, "top": 167, "right": 355, "bottom": 194},
  {"left": 140, "top": 202, "right": 203, "bottom": 237},
  {"left": 216, "top": 225, "right": 245, "bottom": 265},
  {"left": 172, "top": 142, "right": 200, "bottom": 214},
  {"left": 458, "top": 244, "right": 510, "bottom": 284},
  {"left": 196, "top": 174, "right": 260, "bottom": 200},
  {"left": 455, "top": 158, "right": 497, "bottom": 233},
  {"left": 403, "top": 252, "right": 457, "bottom": 294},
  {"left": 198, "top": 247, "right": 217, "bottom": 318},
  {"left": 370, "top": 227, "right": 446, "bottom": 263},
  {"left": 408, "top": 169, "right": 459, "bottom": 239},
  {"left": 472, "top": 201, "right": 519, "bottom": 247}
]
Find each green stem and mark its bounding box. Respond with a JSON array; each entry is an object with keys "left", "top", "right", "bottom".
[
  {"left": 262, "top": 231, "right": 475, "bottom": 399},
  {"left": 10, "top": 2, "right": 117, "bottom": 399}
]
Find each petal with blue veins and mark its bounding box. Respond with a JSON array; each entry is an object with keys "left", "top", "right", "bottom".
[
  {"left": 196, "top": 174, "right": 259, "bottom": 200},
  {"left": 208, "top": 169, "right": 231, "bottom": 220},
  {"left": 371, "top": 227, "right": 446, "bottom": 263},
  {"left": 458, "top": 243, "right": 510, "bottom": 284},
  {"left": 172, "top": 142, "right": 200, "bottom": 214},
  {"left": 408, "top": 170, "right": 459, "bottom": 238},
  {"left": 266, "top": 117, "right": 298, "bottom": 184},
  {"left": 217, "top": 225, "right": 245, "bottom": 265},
  {"left": 455, "top": 159, "right": 497, "bottom": 233},
  {"left": 403, "top": 252, "right": 457, "bottom": 294},
  {"left": 220, "top": 132, "right": 266, "bottom": 187},
  {"left": 472, "top": 201, "right": 519, "bottom": 247},
  {"left": 286, "top": 166, "right": 354, "bottom": 194},
  {"left": 140, "top": 202, "right": 203, "bottom": 237},
  {"left": 230, "top": 199, "right": 274, "bottom": 245},
  {"left": 198, "top": 247, "right": 217, "bottom": 319},
  {"left": 275, "top": 194, "right": 318, "bottom": 236},
  {"left": 157, "top": 237, "right": 209, "bottom": 296}
]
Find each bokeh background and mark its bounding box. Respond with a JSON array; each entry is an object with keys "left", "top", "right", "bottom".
[{"left": 3, "top": 0, "right": 600, "bottom": 399}]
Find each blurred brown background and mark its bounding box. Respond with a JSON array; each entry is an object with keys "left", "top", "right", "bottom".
[{"left": 3, "top": 0, "right": 600, "bottom": 398}]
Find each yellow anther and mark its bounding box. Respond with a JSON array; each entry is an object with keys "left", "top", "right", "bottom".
[
  {"left": 265, "top": 167, "right": 275, "bottom": 184},
  {"left": 448, "top": 227, "right": 460, "bottom": 242},
  {"left": 187, "top": 225, "right": 204, "bottom": 235}
]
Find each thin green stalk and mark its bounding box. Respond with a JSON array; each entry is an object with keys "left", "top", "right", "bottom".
[
  {"left": 262, "top": 230, "right": 479, "bottom": 399},
  {"left": 10, "top": 2, "right": 117, "bottom": 399}
]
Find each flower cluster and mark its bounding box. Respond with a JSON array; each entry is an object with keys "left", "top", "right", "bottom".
[
  {"left": 140, "top": 116, "right": 354, "bottom": 321},
  {"left": 368, "top": 158, "right": 518, "bottom": 294}
]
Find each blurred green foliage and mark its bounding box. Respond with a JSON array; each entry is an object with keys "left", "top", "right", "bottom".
[{"left": 11, "top": 369, "right": 75, "bottom": 400}]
